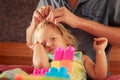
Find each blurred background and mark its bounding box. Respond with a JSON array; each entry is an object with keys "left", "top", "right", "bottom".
[{"left": 0, "top": 0, "right": 39, "bottom": 42}]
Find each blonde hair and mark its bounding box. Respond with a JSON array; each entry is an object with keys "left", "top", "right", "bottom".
[{"left": 33, "top": 20, "right": 78, "bottom": 50}]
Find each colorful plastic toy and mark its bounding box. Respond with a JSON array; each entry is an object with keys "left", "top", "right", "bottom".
[
  {"left": 14, "top": 75, "right": 64, "bottom": 80},
  {"left": 51, "top": 47, "right": 64, "bottom": 68},
  {"left": 14, "top": 46, "right": 75, "bottom": 80},
  {"left": 45, "top": 67, "right": 70, "bottom": 80},
  {"left": 33, "top": 68, "right": 48, "bottom": 76},
  {"left": 14, "top": 67, "right": 69, "bottom": 80},
  {"left": 60, "top": 46, "right": 74, "bottom": 72}
]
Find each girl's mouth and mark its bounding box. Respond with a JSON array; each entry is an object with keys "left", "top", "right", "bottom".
[{"left": 48, "top": 48, "right": 55, "bottom": 53}]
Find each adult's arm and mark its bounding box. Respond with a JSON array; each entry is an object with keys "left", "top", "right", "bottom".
[{"left": 47, "top": 6, "right": 120, "bottom": 46}]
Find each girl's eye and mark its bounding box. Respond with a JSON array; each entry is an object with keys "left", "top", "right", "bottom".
[{"left": 51, "top": 37, "right": 56, "bottom": 41}]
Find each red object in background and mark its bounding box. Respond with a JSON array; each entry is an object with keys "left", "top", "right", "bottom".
[
  {"left": 0, "top": 65, "right": 34, "bottom": 74},
  {"left": 106, "top": 75, "right": 120, "bottom": 80}
]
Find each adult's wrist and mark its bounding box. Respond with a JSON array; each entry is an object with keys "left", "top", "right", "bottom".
[{"left": 77, "top": 17, "right": 87, "bottom": 28}]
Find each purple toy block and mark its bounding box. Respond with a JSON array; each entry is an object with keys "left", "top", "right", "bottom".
[
  {"left": 54, "top": 47, "right": 64, "bottom": 60},
  {"left": 63, "top": 46, "right": 74, "bottom": 60}
]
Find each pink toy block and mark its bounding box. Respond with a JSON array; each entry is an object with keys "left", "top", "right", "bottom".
[
  {"left": 51, "top": 47, "right": 64, "bottom": 68},
  {"left": 33, "top": 68, "right": 48, "bottom": 76},
  {"left": 63, "top": 46, "right": 74, "bottom": 60},
  {"left": 33, "top": 68, "right": 40, "bottom": 75},
  {"left": 54, "top": 47, "right": 64, "bottom": 60}
]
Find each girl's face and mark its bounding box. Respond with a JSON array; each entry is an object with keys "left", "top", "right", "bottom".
[{"left": 36, "top": 24, "right": 67, "bottom": 53}]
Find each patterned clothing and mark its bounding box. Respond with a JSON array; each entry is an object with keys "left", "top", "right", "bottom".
[{"left": 70, "top": 52, "right": 86, "bottom": 80}]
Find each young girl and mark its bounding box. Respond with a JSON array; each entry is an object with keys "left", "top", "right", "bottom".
[{"left": 32, "top": 20, "right": 107, "bottom": 80}]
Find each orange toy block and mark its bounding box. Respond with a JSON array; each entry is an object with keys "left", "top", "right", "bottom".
[{"left": 60, "top": 60, "right": 72, "bottom": 73}]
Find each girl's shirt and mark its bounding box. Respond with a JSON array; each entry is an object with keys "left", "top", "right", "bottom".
[{"left": 48, "top": 51, "right": 87, "bottom": 80}]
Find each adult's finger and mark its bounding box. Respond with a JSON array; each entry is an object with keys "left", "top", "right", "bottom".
[
  {"left": 47, "top": 9, "right": 64, "bottom": 22},
  {"left": 34, "top": 10, "right": 43, "bottom": 21},
  {"left": 54, "top": 16, "right": 64, "bottom": 26},
  {"left": 44, "top": 6, "right": 53, "bottom": 16},
  {"left": 37, "top": 8, "right": 46, "bottom": 18}
]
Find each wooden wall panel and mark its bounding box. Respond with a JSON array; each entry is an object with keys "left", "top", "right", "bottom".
[
  {"left": 109, "top": 46, "right": 120, "bottom": 75},
  {"left": 0, "top": 42, "right": 33, "bottom": 65}
]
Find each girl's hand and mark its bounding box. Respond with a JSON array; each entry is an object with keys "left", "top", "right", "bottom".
[
  {"left": 33, "top": 43, "right": 49, "bottom": 68},
  {"left": 93, "top": 37, "right": 108, "bottom": 51}
]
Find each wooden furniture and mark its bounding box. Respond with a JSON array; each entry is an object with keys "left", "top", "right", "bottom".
[
  {"left": 0, "top": 42, "right": 33, "bottom": 65},
  {"left": 0, "top": 42, "right": 120, "bottom": 75},
  {"left": 109, "top": 46, "right": 120, "bottom": 75}
]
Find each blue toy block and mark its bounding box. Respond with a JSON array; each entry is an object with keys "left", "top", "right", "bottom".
[{"left": 45, "top": 67, "right": 70, "bottom": 80}]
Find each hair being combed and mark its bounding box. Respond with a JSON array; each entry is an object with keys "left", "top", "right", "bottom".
[{"left": 33, "top": 20, "right": 78, "bottom": 50}]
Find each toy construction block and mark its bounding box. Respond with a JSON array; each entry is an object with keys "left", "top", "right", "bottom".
[
  {"left": 14, "top": 75, "right": 64, "bottom": 80},
  {"left": 51, "top": 47, "right": 64, "bottom": 68},
  {"left": 33, "top": 68, "right": 48, "bottom": 76},
  {"left": 45, "top": 67, "right": 70, "bottom": 80},
  {"left": 60, "top": 46, "right": 75, "bottom": 73}
]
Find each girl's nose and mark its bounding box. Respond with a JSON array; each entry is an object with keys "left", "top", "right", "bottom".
[{"left": 46, "top": 40, "right": 53, "bottom": 47}]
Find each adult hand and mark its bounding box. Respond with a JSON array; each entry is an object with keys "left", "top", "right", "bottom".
[
  {"left": 31, "top": 6, "right": 53, "bottom": 27},
  {"left": 26, "top": 6, "right": 53, "bottom": 48},
  {"left": 46, "top": 6, "right": 81, "bottom": 28}
]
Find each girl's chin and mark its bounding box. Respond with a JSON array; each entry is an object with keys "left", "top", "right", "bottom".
[
  {"left": 51, "top": 49, "right": 56, "bottom": 53},
  {"left": 48, "top": 50, "right": 55, "bottom": 54}
]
